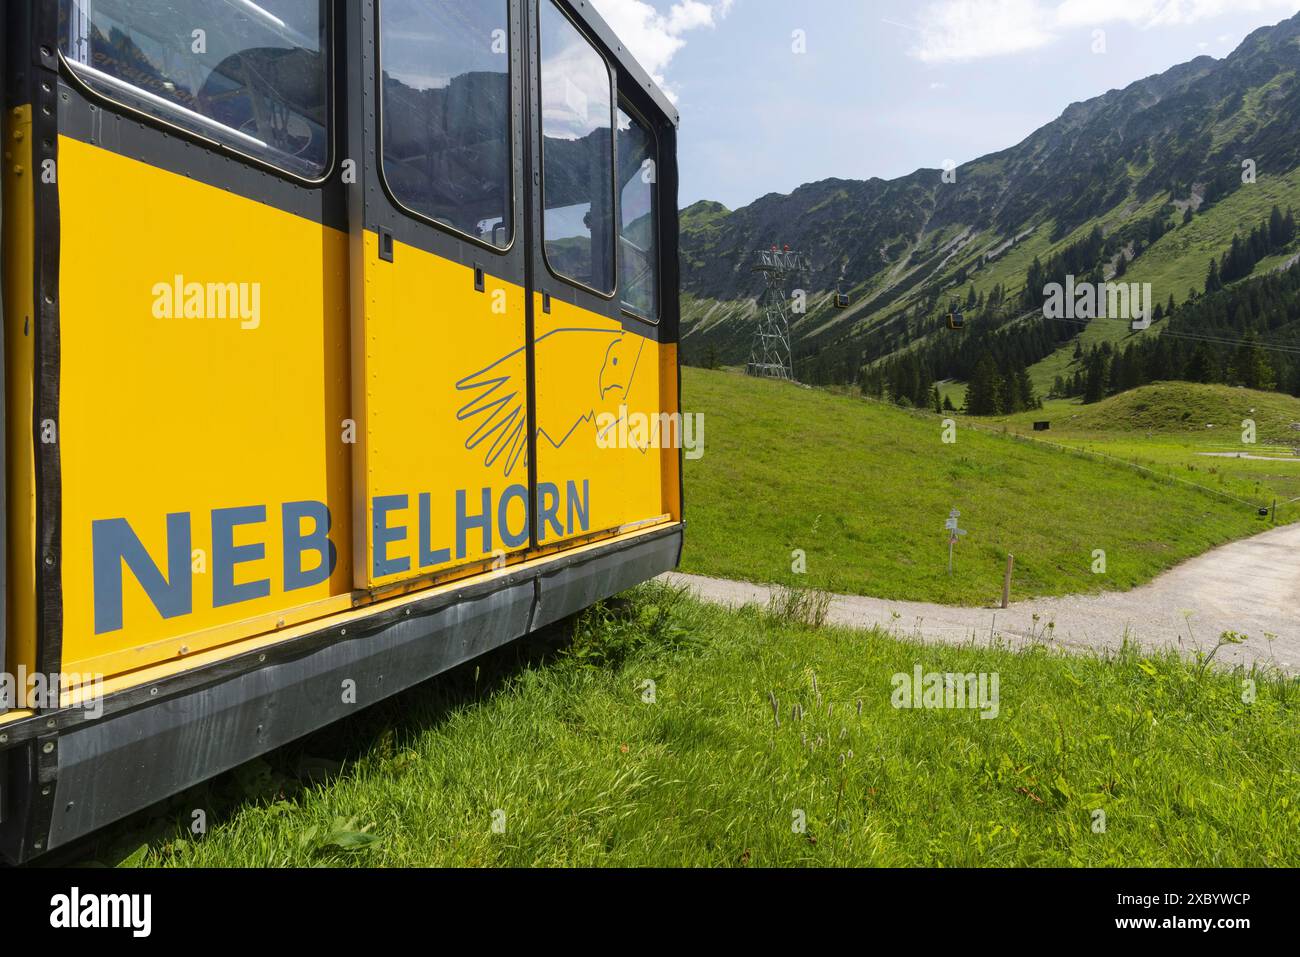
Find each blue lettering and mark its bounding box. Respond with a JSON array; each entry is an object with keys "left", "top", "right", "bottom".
[
  {"left": 418, "top": 492, "right": 451, "bottom": 568},
  {"left": 566, "top": 479, "right": 590, "bottom": 535},
  {"left": 373, "top": 495, "right": 411, "bottom": 578},
  {"left": 92, "top": 481, "right": 597, "bottom": 629},
  {"left": 92, "top": 513, "right": 192, "bottom": 635},
  {"left": 213, "top": 505, "right": 271, "bottom": 607},
  {"left": 282, "top": 500, "right": 336, "bottom": 591},
  {"left": 498, "top": 484, "right": 530, "bottom": 549},
  {"left": 456, "top": 488, "right": 493, "bottom": 559},
  {"left": 537, "top": 483, "right": 562, "bottom": 542}
]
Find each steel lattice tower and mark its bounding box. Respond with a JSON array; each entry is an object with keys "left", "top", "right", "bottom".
[{"left": 747, "top": 247, "right": 809, "bottom": 380}]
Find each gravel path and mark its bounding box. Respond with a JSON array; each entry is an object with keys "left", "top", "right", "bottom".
[{"left": 663, "top": 524, "right": 1300, "bottom": 673}]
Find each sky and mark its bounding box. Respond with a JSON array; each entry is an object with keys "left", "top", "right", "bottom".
[{"left": 589, "top": 0, "right": 1300, "bottom": 211}]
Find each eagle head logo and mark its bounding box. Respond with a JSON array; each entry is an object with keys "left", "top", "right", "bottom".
[{"left": 455, "top": 327, "right": 646, "bottom": 477}]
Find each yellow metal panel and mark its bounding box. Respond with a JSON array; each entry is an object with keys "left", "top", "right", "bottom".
[
  {"left": 3, "top": 104, "right": 37, "bottom": 678},
  {"left": 353, "top": 232, "right": 530, "bottom": 589},
  {"left": 57, "top": 137, "right": 353, "bottom": 678},
  {"left": 532, "top": 295, "right": 673, "bottom": 546},
  {"left": 45, "top": 146, "right": 682, "bottom": 682},
  {"left": 658, "top": 342, "right": 683, "bottom": 522}
]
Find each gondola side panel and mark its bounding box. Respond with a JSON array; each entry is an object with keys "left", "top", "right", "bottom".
[{"left": 57, "top": 137, "right": 354, "bottom": 679}]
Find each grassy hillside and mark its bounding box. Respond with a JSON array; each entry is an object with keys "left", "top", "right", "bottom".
[
  {"left": 994, "top": 383, "right": 1300, "bottom": 506},
  {"left": 1026, "top": 168, "right": 1300, "bottom": 393},
  {"left": 80, "top": 584, "right": 1300, "bottom": 867},
  {"left": 680, "top": 368, "right": 1277, "bottom": 605},
  {"left": 1010, "top": 381, "right": 1300, "bottom": 439}
]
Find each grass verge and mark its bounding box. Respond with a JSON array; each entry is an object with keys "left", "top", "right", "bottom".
[{"left": 70, "top": 583, "right": 1300, "bottom": 867}]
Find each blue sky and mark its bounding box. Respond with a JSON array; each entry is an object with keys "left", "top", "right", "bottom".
[{"left": 590, "top": 0, "right": 1300, "bottom": 210}]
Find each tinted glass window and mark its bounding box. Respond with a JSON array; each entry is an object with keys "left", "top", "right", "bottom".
[
  {"left": 61, "top": 0, "right": 328, "bottom": 178},
  {"left": 539, "top": 0, "right": 614, "bottom": 294},
  {"left": 618, "top": 108, "right": 658, "bottom": 319},
  {"left": 380, "top": 0, "right": 513, "bottom": 248}
]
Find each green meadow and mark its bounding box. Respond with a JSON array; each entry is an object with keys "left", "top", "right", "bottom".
[
  {"left": 995, "top": 383, "right": 1300, "bottom": 506},
  {"left": 678, "top": 368, "right": 1282, "bottom": 606}
]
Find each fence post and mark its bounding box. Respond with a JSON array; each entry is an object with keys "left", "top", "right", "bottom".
[{"left": 1002, "top": 554, "right": 1015, "bottom": 609}]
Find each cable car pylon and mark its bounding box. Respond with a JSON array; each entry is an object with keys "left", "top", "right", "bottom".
[{"left": 747, "top": 244, "right": 808, "bottom": 380}]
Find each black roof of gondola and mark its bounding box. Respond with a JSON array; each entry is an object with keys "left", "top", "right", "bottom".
[{"left": 563, "top": 0, "right": 679, "bottom": 128}]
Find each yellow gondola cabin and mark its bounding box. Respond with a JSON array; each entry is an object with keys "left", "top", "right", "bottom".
[{"left": 0, "top": 0, "right": 683, "bottom": 861}]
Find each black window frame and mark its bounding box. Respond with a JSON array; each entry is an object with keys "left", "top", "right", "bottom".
[
  {"left": 56, "top": 0, "right": 336, "bottom": 186},
  {"left": 536, "top": 0, "right": 618, "bottom": 300},
  {"left": 615, "top": 98, "right": 661, "bottom": 325},
  {"left": 374, "top": 0, "right": 519, "bottom": 255}
]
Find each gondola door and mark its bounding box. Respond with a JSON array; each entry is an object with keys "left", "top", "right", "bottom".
[
  {"left": 523, "top": 0, "right": 679, "bottom": 552},
  {"left": 351, "top": 0, "right": 532, "bottom": 590}
]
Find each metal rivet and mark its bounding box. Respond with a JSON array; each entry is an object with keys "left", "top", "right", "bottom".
[
  {"left": 149, "top": 687, "right": 158, "bottom": 696},
  {"left": 45, "top": 718, "right": 55, "bottom": 728},
  {"left": 42, "top": 742, "right": 54, "bottom": 754},
  {"left": 41, "top": 786, "right": 50, "bottom": 796}
]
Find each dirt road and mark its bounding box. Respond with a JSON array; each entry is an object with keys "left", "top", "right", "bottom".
[{"left": 664, "top": 523, "right": 1300, "bottom": 672}]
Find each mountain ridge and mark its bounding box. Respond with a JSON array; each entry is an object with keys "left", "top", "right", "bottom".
[{"left": 680, "top": 11, "right": 1300, "bottom": 382}]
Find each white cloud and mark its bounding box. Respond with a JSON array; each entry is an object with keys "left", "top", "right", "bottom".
[
  {"left": 1059, "top": 0, "right": 1299, "bottom": 27},
  {"left": 590, "top": 0, "right": 734, "bottom": 96},
  {"left": 911, "top": 0, "right": 1054, "bottom": 63},
  {"left": 908, "top": 0, "right": 1300, "bottom": 61},
  {"left": 667, "top": 0, "right": 717, "bottom": 33},
  {"left": 1054, "top": 0, "right": 1152, "bottom": 26}
]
